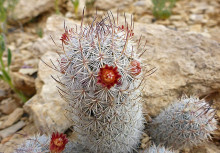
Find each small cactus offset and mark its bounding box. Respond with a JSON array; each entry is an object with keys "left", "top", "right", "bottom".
[
  {"left": 148, "top": 96, "right": 217, "bottom": 150},
  {"left": 51, "top": 11, "right": 153, "bottom": 153},
  {"left": 14, "top": 132, "right": 68, "bottom": 153},
  {"left": 143, "top": 144, "right": 176, "bottom": 153}
]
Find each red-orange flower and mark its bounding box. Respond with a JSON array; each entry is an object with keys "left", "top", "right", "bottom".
[
  {"left": 97, "top": 65, "right": 121, "bottom": 89},
  {"left": 130, "top": 60, "right": 141, "bottom": 76},
  {"left": 50, "top": 132, "right": 68, "bottom": 153}
]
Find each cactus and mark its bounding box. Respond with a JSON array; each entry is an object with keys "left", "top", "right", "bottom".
[
  {"left": 14, "top": 134, "right": 50, "bottom": 153},
  {"left": 148, "top": 96, "right": 217, "bottom": 150},
  {"left": 143, "top": 144, "right": 176, "bottom": 153},
  {"left": 50, "top": 11, "right": 154, "bottom": 153},
  {"left": 63, "top": 142, "right": 90, "bottom": 153},
  {"left": 14, "top": 132, "right": 68, "bottom": 153}
]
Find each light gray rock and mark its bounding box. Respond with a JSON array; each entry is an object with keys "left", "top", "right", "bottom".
[
  {"left": 0, "top": 120, "right": 25, "bottom": 139},
  {"left": 0, "top": 108, "right": 24, "bottom": 129},
  {"left": 94, "top": 0, "right": 134, "bottom": 10},
  {"left": 133, "top": 0, "right": 153, "bottom": 15},
  {"left": 10, "top": 0, "right": 54, "bottom": 24},
  {"left": 0, "top": 89, "right": 7, "bottom": 101},
  {"left": 189, "top": 14, "right": 204, "bottom": 23},
  {"left": 0, "top": 98, "right": 21, "bottom": 115}
]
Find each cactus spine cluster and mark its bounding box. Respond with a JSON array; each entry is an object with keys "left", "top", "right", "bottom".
[
  {"left": 52, "top": 12, "right": 152, "bottom": 153},
  {"left": 148, "top": 96, "right": 217, "bottom": 150},
  {"left": 143, "top": 144, "right": 176, "bottom": 153}
]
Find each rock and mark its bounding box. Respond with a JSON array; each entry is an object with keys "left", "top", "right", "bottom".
[
  {"left": 9, "top": 0, "right": 54, "bottom": 24},
  {"left": 170, "top": 15, "right": 182, "bottom": 21},
  {"left": 189, "top": 143, "right": 220, "bottom": 153},
  {"left": 65, "top": 12, "right": 75, "bottom": 18},
  {"left": 0, "top": 89, "right": 7, "bottom": 101},
  {"left": 189, "top": 14, "right": 204, "bottom": 23},
  {"left": 190, "top": 3, "right": 214, "bottom": 14},
  {"left": 19, "top": 42, "right": 33, "bottom": 50},
  {"left": 138, "top": 15, "right": 153, "bottom": 23},
  {"left": 134, "top": 23, "right": 220, "bottom": 116},
  {"left": 206, "top": 20, "right": 218, "bottom": 27},
  {"left": 189, "top": 24, "right": 202, "bottom": 33},
  {"left": 11, "top": 72, "right": 36, "bottom": 97},
  {"left": 0, "top": 115, "right": 8, "bottom": 121},
  {"left": 0, "top": 108, "right": 24, "bottom": 129},
  {"left": 0, "top": 122, "right": 38, "bottom": 153},
  {"left": 133, "top": 0, "right": 153, "bottom": 15},
  {"left": 0, "top": 98, "right": 21, "bottom": 115},
  {"left": 155, "top": 19, "right": 171, "bottom": 25},
  {"left": 0, "top": 121, "right": 2, "bottom": 128},
  {"left": 172, "top": 21, "right": 187, "bottom": 28},
  {"left": 22, "top": 59, "right": 39, "bottom": 70},
  {"left": 0, "top": 81, "right": 10, "bottom": 101},
  {"left": 0, "top": 120, "right": 25, "bottom": 139},
  {"left": 208, "top": 26, "right": 220, "bottom": 42},
  {"left": 24, "top": 51, "right": 71, "bottom": 133},
  {"left": 94, "top": 0, "right": 134, "bottom": 10},
  {"left": 180, "top": 12, "right": 189, "bottom": 22},
  {"left": 19, "top": 68, "right": 38, "bottom": 76}
]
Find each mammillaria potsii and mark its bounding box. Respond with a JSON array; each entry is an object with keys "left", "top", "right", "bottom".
[{"left": 50, "top": 11, "right": 154, "bottom": 153}]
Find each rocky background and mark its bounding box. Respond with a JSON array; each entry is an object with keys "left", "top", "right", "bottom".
[{"left": 0, "top": 0, "right": 219, "bottom": 152}]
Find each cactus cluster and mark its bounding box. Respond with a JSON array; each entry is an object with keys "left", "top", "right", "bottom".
[
  {"left": 14, "top": 11, "right": 218, "bottom": 153},
  {"left": 52, "top": 12, "right": 152, "bottom": 153},
  {"left": 148, "top": 96, "right": 217, "bottom": 150}
]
